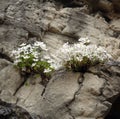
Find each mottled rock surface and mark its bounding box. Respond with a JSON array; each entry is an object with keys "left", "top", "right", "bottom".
[
  {"left": 0, "top": 0, "right": 120, "bottom": 119},
  {"left": 0, "top": 99, "right": 41, "bottom": 119}
]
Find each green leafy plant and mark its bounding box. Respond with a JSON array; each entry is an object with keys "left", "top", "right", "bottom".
[
  {"left": 65, "top": 56, "right": 91, "bottom": 72},
  {"left": 11, "top": 42, "right": 54, "bottom": 78},
  {"left": 11, "top": 38, "right": 112, "bottom": 76}
]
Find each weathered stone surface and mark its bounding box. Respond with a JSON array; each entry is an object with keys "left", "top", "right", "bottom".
[
  {"left": 34, "top": 63, "right": 119, "bottom": 119},
  {"left": 81, "top": 73, "right": 106, "bottom": 95},
  {"left": 110, "top": 19, "right": 120, "bottom": 38},
  {"left": 17, "top": 84, "right": 44, "bottom": 114},
  {"left": 0, "top": 0, "right": 120, "bottom": 119},
  {"left": 39, "top": 71, "right": 81, "bottom": 119},
  {"left": 43, "top": 32, "right": 76, "bottom": 54},
  {"left": 16, "top": 75, "right": 44, "bottom": 114},
  {"left": 0, "top": 59, "right": 11, "bottom": 71},
  {"left": 0, "top": 99, "right": 39, "bottom": 119},
  {"left": 0, "top": 25, "right": 28, "bottom": 59},
  {"left": 98, "top": 0, "right": 113, "bottom": 13},
  {"left": 0, "top": 0, "right": 17, "bottom": 12},
  {"left": 69, "top": 73, "right": 109, "bottom": 119},
  {"left": 0, "top": 65, "right": 24, "bottom": 97}
]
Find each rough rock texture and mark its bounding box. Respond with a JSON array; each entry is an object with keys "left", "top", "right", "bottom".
[
  {"left": 0, "top": 0, "right": 120, "bottom": 119},
  {"left": 0, "top": 99, "right": 41, "bottom": 119}
]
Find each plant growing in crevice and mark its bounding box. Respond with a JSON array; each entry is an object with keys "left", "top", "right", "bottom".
[
  {"left": 11, "top": 41, "right": 54, "bottom": 80},
  {"left": 11, "top": 37, "right": 112, "bottom": 79},
  {"left": 48, "top": 37, "right": 112, "bottom": 72}
]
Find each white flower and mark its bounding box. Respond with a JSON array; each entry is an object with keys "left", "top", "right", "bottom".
[
  {"left": 43, "top": 55, "right": 51, "bottom": 60},
  {"left": 34, "top": 41, "right": 47, "bottom": 51},
  {"left": 78, "top": 37, "right": 90, "bottom": 44},
  {"left": 33, "top": 58, "right": 38, "bottom": 62},
  {"left": 11, "top": 38, "right": 111, "bottom": 73},
  {"left": 44, "top": 68, "right": 52, "bottom": 73},
  {"left": 24, "top": 55, "right": 30, "bottom": 59},
  {"left": 48, "top": 37, "right": 111, "bottom": 70},
  {"left": 33, "top": 52, "right": 39, "bottom": 59},
  {"left": 32, "top": 63, "right": 36, "bottom": 67}
]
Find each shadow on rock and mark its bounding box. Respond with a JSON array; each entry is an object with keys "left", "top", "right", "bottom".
[{"left": 0, "top": 99, "right": 41, "bottom": 119}]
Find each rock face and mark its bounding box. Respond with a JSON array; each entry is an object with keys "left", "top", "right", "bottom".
[
  {"left": 0, "top": 99, "right": 40, "bottom": 119},
  {"left": 0, "top": 0, "right": 120, "bottom": 119}
]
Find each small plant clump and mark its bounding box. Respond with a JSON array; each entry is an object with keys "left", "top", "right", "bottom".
[
  {"left": 49, "top": 37, "right": 112, "bottom": 72},
  {"left": 11, "top": 38, "right": 112, "bottom": 77},
  {"left": 11, "top": 41, "right": 54, "bottom": 78}
]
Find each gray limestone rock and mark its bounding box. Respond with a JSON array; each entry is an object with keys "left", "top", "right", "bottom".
[
  {"left": 0, "top": 65, "right": 24, "bottom": 98},
  {"left": 0, "top": 0, "right": 120, "bottom": 119},
  {"left": 0, "top": 99, "right": 39, "bottom": 119}
]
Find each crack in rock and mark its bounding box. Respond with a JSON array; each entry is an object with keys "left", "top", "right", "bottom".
[
  {"left": 13, "top": 75, "right": 29, "bottom": 96},
  {"left": 65, "top": 73, "right": 85, "bottom": 119},
  {"left": 0, "top": 53, "right": 13, "bottom": 63}
]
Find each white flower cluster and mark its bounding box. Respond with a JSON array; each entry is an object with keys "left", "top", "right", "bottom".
[
  {"left": 11, "top": 41, "right": 52, "bottom": 73},
  {"left": 48, "top": 37, "right": 111, "bottom": 70},
  {"left": 11, "top": 38, "right": 112, "bottom": 74},
  {"left": 11, "top": 42, "right": 46, "bottom": 63}
]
